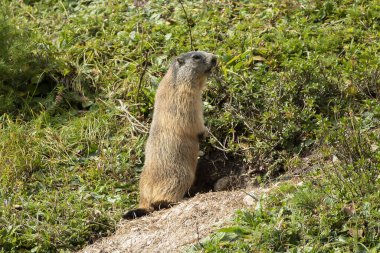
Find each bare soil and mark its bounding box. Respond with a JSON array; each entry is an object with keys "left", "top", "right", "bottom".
[{"left": 79, "top": 189, "right": 263, "bottom": 253}]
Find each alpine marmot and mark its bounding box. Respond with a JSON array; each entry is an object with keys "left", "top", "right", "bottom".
[{"left": 123, "top": 51, "right": 217, "bottom": 219}]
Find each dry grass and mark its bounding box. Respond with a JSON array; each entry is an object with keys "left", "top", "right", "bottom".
[{"left": 80, "top": 191, "right": 248, "bottom": 253}]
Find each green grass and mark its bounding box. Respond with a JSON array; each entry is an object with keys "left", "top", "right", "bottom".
[
  {"left": 0, "top": 0, "right": 380, "bottom": 251},
  {"left": 0, "top": 106, "right": 143, "bottom": 251},
  {"left": 190, "top": 181, "right": 380, "bottom": 252}
]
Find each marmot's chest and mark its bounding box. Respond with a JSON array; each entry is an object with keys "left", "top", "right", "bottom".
[
  {"left": 157, "top": 89, "right": 201, "bottom": 113},
  {"left": 166, "top": 103, "right": 201, "bottom": 122}
]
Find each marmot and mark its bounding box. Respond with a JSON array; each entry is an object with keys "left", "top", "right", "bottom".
[{"left": 123, "top": 51, "right": 217, "bottom": 219}]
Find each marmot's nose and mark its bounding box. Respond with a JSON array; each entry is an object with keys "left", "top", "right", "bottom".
[{"left": 210, "top": 55, "right": 217, "bottom": 67}]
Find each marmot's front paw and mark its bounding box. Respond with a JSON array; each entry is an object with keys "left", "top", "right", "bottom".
[{"left": 197, "top": 127, "right": 209, "bottom": 141}]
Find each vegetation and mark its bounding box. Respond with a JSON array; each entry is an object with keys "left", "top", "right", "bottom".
[
  {"left": 0, "top": 0, "right": 379, "bottom": 252},
  {"left": 190, "top": 179, "right": 380, "bottom": 252}
]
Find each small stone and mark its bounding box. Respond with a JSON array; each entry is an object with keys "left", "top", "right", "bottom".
[
  {"left": 243, "top": 195, "right": 256, "bottom": 206},
  {"left": 14, "top": 205, "right": 23, "bottom": 211},
  {"left": 214, "top": 177, "right": 232, "bottom": 191}
]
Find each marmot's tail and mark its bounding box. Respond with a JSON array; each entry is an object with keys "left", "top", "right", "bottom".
[{"left": 123, "top": 201, "right": 175, "bottom": 219}]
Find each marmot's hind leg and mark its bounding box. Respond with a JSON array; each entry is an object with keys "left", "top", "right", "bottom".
[
  {"left": 122, "top": 208, "right": 151, "bottom": 219},
  {"left": 122, "top": 201, "right": 176, "bottom": 220}
]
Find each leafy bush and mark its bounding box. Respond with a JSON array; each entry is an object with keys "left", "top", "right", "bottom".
[{"left": 317, "top": 104, "right": 380, "bottom": 199}]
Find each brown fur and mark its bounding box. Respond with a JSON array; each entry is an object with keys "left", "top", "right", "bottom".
[{"left": 123, "top": 51, "right": 217, "bottom": 219}]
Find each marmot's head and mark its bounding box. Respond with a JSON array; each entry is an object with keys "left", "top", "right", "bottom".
[{"left": 172, "top": 51, "right": 217, "bottom": 87}]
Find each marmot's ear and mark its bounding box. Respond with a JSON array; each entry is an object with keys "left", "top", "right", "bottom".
[{"left": 176, "top": 57, "right": 185, "bottom": 67}]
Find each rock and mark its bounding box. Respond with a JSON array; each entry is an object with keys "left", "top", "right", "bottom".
[
  {"left": 243, "top": 192, "right": 258, "bottom": 206},
  {"left": 213, "top": 177, "right": 233, "bottom": 191}
]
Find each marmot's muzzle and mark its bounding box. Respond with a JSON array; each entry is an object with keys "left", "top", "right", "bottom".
[
  {"left": 210, "top": 55, "right": 217, "bottom": 67},
  {"left": 205, "top": 55, "right": 217, "bottom": 74}
]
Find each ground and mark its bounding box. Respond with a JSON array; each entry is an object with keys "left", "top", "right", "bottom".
[
  {"left": 79, "top": 191, "right": 247, "bottom": 253},
  {"left": 79, "top": 179, "right": 300, "bottom": 253}
]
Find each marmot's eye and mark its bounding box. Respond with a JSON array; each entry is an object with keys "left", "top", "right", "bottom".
[{"left": 192, "top": 54, "right": 202, "bottom": 60}]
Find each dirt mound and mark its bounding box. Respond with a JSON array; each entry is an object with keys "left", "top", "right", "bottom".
[{"left": 79, "top": 190, "right": 258, "bottom": 253}]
